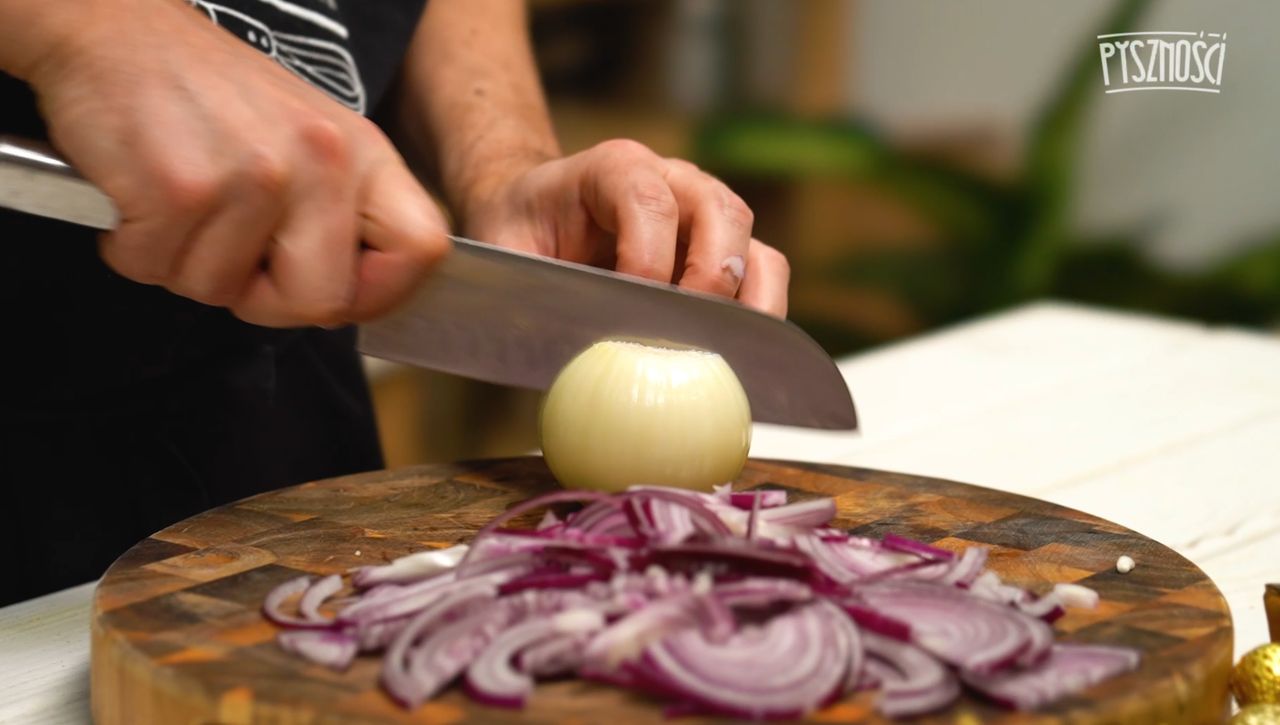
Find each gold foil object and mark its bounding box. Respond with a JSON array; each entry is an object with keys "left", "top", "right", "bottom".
[
  {"left": 1230, "top": 704, "right": 1280, "bottom": 725},
  {"left": 1266, "top": 584, "right": 1279, "bottom": 643},
  {"left": 1233, "top": 644, "right": 1280, "bottom": 706}
]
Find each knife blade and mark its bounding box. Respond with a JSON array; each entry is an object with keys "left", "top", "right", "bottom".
[{"left": 0, "top": 134, "right": 857, "bottom": 429}]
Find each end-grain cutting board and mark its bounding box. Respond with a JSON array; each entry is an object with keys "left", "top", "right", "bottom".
[{"left": 90, "top": 458, "right": 1233, "bottom": 724}]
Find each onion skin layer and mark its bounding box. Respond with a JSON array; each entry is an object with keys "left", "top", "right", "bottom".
[{"left": 539, "top": 340, "right": 752, "bottom": 493}]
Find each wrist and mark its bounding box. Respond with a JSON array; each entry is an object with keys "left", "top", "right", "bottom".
[
  {"left": 0, "top": 2, "right": 81, "bottom": 82},
  {"left": 448, "top": 146, "right": 558, "bottom": 232}
]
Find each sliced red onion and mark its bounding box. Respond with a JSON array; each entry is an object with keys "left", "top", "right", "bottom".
[
  {"left": 585, "top": 591, "right": 726, "bottom": 668},
  {"left": 626, "top": 488, "right": 733, "bottom": 538},
  {"left": 1017, "top": 592, "right": 1066, "bottom": 623},
  {"left": 1015, "top": 608, "right": 1054, "bottom": 668},
  {"left": 794, "top": 535, "right": 909, "bottom": 585},
  {"left": 634, "top": 602, "right": 848, "bottom": 719},
  {"left": 839, "top": 601, "right": 912, "bottom": 641},
  {"left": 728, "top": 490, "right": 788, "bottom": 509},
  {"left": 518, "top": 633, "right": 588, "bottom": 677},
  {"left": 499, "top": 570, "right": 610, "bottom": 596},
  {"left": 828, "top": 600, "right": 865, "bottom": 694},
  {"left": 568, "top": 499, "right": 639, "bottom": 539},
  {"left": 537, "top": 510, "right": 561, "bottom": 531},
  {"left": 338, "top": 570, "right": 461, "bottom": 624},
  {"left": 382, "top": 583, "right": 502, "bottom": 707},
  {"left": 756, "top": 497, "right": 836, "bottom": 529},
  {"left": 940, "top": 547, "right": 989, "bottom": 587},
  {"left": 352, "top": 545, "right": 469, "bottom": 588},
  {"left": 354, "top": 615, "right": 411, "bottom": 652},
  {"left": 858, "top": 580, "right": 1049, "bottom": 675},
  {"left": 745, "top": 489, "right": 763, "bottom": 541},
  {"left": 298, "top": 574, "right": 343, "bottom": 622},
  {"left": 466, "top": 609, "right": 606, "bottom": 707},
  {"left": 277, "top": 629, "right": 358, "bottom": 670},
  {"left": 264, "top": 576, "right": 336, "bottom": 629},
  {"left": 264, "top": 484, "right": 1139, "bottom": 718},
  {"left": 713, "top": 577, "right": 813, "bottom": 608},
  {"left": 881, "top": 533, "right": 956, "bottom": 562},
  {"left": 647, "top": 542, "right": 813, "bottom": 580},
  {"left": 963, "top": 644, "right": 1140, "bottom": 709},
  {"left": 862, "top": 631, "right": 960, "bottom": 717},
  {"left": 487, "top": 490, "right": 617, "bottom": 536},
  {"left": 627, "top": 496, "right": 696, "bottom": 545}
]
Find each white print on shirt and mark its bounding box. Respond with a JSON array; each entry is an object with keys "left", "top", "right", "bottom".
[{"left": 189, "top": 0, "right": 367, "bottom": 114}]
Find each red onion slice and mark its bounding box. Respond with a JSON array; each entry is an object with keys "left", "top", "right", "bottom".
[
  {"left": 634, "top": 602, "right": 848, "bottom": 719},
  {"left": 963, "top": 644, "right": 1140, "bottom": 709},
  {"left": 264, "top": 576, "right": 336, "bottom": 629},
  {"left": 277, "top": 629, "right": 358, "bottom": 670},
  {"left": 839, "top": 601, "right": 912, "bottom": 641},
  {"left": 862, "top": 631, "right": 960, "bottom": 717},
  {"left": 794, "top": 535, "right": 923, "bottom": 585},
  {"left": 857, "top": 580, "right": 1048, "bottom": 675},
  {"left": 647, "top": 542, "right": 813, "bottom": 580},
  {"left": 728, "top": 490, "right": 788, "bottom": 509},
  {"left": 881, "top": 533, "right": 957, "bottom": 562},
  {"left": 626, "top": 489, "right": 733, "bottom": 537},
  {"left": 627, "top": 496, "right": 696, "bottom": 545},
  {"left": 298, "top": 574, "right": 343, "bottom": 622},
  {"left": 939, "top": 547, "right": 989, "bottom": 587},
  {"left": 585, "top": 591, "right": 728, "bottom": 668},
  {"left": 337, "top": 570, "right": 461, "bottom": 624},
  {"left": 381, "top": 584, "right": 503, "bottom": 707},
  {"left": 351, "top": 545, "right": 469, "bottom": 588},
  {"left": 713, "top": 577, "right": 813, "bottom": 608},
  {"left": 518, "top": 633, "right": 588, "bottom": 677},
  {"left": 757, "top": 497, "right": 836, "bottom": 529},
  {"left": 466, "top": 609, "right": 606, "bottom": 707}
]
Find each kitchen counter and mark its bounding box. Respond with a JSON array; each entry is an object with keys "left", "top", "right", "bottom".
[{"left": 4, "top": 301, "right": 1278, "bottom": 723}]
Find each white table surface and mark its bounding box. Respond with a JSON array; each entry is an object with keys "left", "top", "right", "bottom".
[{"left": 3, "top": 301, "right": 1277, "bottom": 723}]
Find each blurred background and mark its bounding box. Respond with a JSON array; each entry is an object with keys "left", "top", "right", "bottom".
[{"left": 368, "top": 0, "right": 1280, "bottom": 467}]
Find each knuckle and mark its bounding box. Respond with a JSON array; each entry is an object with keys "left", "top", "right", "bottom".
[
  {"left": 240, "top": 147, "right": 288, "bottom": 196},
  {"left": 719, "top": 189, "right": 754, "bottom": 230},
  {"left": 596, "top": 138, "right": 655, "bottom": 163},
  {"left": 665, "top": 158, "right": 701, "bottom": 175},
  {"left": 630, "top": 182, "right": 678, "bottom": 224},
  {"left": 153, "top": 165, "right": 220, "bottom": 214},
  {"left": 297, "top": 117, "right": 351, "bottom": 169}
]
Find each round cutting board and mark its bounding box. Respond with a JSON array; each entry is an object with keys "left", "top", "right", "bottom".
[{"left": 90, "top": 458, "right": 1232, "bottom": 724}]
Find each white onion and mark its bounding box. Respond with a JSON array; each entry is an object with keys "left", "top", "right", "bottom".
[{"left": 539, "top": 340, "right": 751, "bottom": 492}]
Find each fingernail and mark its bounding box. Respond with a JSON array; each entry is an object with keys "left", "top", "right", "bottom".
[{"left": 721, "top": 255, "right": 745, "bottom": 283}]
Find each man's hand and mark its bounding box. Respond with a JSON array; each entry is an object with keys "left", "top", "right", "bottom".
[
  {"left": 461, "top": 141, "right": 790, "bottom": 317},
  {"left": 6, "top": 0, "right": 449, "bottom": 328},
  {"left": 396, "top": 0, "right": 789, "bottom": 318}
]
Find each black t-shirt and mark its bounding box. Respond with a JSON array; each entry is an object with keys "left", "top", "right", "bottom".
[
  {"left": 0, "top": 0, "right": 428, "bottom": 411},
  {"left": 0, "top": 0, "right": 430, "bottom": 605}
]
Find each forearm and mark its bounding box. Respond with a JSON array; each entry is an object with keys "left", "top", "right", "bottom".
[{"left": 394, "top": 0, "right": 560, "bottom": 227}]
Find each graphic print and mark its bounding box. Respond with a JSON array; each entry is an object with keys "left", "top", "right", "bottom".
[{"left": 189, "top": 0, "right": 367, "bottom": 114}]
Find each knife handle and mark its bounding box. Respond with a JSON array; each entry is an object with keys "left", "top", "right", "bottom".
[{"left": 0, "top": 134, "right": 119, "bottom": 230}]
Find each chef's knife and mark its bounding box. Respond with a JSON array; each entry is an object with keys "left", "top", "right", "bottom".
[{"left": 0, "top": 135, "right": 857, "bottom": 429}]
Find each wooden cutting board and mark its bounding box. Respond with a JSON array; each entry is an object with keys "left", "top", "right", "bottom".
[{"left": 90, "top": 458, "right": 1233, "bottom": 724}]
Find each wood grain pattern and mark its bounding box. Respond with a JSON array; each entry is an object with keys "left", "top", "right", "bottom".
[{"left": 91, "top": 458, "right": 1233, "bottom": 724}]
